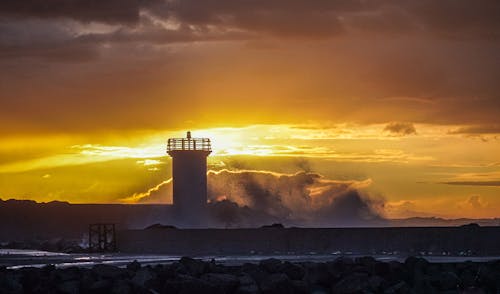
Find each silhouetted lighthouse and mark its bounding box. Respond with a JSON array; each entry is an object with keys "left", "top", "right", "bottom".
[{"left": 167, "top": 131, "right": 211, "bottom": 227}]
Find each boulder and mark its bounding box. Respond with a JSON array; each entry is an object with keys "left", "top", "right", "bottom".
[
  {"left": 282, "top": 261, "right": 305, "bottom": 280},
  {"left": 179, "top": 257, "right": 208, "bottom": 277},
  {"left": 241, "top": 263, "right": 268, "bottom": 285},
  {"left": 332, "top": 273, "right": 370, "bottom": 294},
  {"left": 57, "top": 280, "right": 80, "bottom": 294},
  {"left": 236, "top": 274, "right": 259, "bottom": 294},
  {"left": 163, "top": 274, "right": 216, "bottom": 294},
  {"left": 0, "top": 272, "right": 23, "bottom": 294},
  {"left": 439, "top": 271, "right": 460, "bottom": 290},
  {"left": 303, "top": 262, "right": 332, "bottom": 287},
  {"left": 384, "top": 281, "right": 411, "bottom": 294},
  {"left": 126, "top": 260, "right": 141, "bottom": 272},
  {"left": 259, "top": 273, "right": 294, "bottom": 294},
  {"left": 259, "top": 258, "right": 283, "bottom": 273},
  {"left": 92, "top": 264, "right": 126, "bottom": 280},
  {"left": 131, "top": 267, "right": 156, "bottom": 288},
  {"left": 201, "top": 273, "right": 239, "bottom": 293},
  {"left": 111, "top": 280, "right": 132, "bottom": 294},
  {"left": 89, "top": 279, "right": 113, "bottom": 293}
]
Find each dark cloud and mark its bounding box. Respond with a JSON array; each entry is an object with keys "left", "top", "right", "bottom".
[
  {"left": 449, "top": 125, "right": 500, "bottom": 135},
  {"left": 384, "top": 122, "right": 417, "bottom": 136},
  {"left": 440, "top": 181, "right": 500, "bottom": 187},
  {"left": 0, "top": 0, "right": 162, "bottom": 24},
  {"left": 1, "top": 1, "right": 500, "bottom": 132}
]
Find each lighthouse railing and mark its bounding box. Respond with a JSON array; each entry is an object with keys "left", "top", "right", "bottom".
[{"left": 167, "top": 138, "right": 211, "bottom": 151}]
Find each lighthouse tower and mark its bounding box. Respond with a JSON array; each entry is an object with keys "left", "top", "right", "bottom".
[{"left": 167, "top": 131, "right": 211, "bottom": 227}]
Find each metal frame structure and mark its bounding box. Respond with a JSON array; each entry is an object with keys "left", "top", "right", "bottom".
[
  {"left": 88, "top": 223, "right": 117, "bottom": 252},
  {"left": 167, "top": 137, "right": 211, "bottom": 152}
]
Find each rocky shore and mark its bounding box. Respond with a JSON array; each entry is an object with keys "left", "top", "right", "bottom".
[{"left": 1, "top": 256, "right": 500, "bottom": 293}]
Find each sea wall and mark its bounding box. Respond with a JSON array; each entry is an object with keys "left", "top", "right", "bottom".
[{"left": 117, "top": 226, "right": 500, "bottom": 255}]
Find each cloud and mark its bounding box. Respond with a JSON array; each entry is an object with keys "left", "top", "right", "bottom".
[
  {"left": 383, "top": 122, "right": 417, "bottom": 136},
  {"left": 1, "top": 1, "right": 500, "bottom": 134},
  {"left": 125, "top": 169, "right": 385, "bottom": 227},
  {"left": 449, "top": 125, "right": 500, "bottom": 135},
  {"left": 0, "top": 0, "right": 162, "bottom": 24},
  {"left": 440, "top": 181, "right": 500, "bottom": 187},
  {"left": 466, "top": 195, "right": 486, "bottom": 209}
]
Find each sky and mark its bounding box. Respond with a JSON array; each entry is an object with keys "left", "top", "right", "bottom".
[{"left": 0, "top": 0, "right": 499, "bottom": 220}]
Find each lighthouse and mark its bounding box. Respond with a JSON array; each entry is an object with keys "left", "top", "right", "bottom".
[{"left": 167, "top": 131, "right": 211, "bottom": 227}]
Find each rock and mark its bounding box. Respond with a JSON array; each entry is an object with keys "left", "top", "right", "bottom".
[
  {"left": 57, "top": 280, "right": 80, "bottom": 294},
  {"left": 374, "top": 261, "right": 391, "bottom": 277},
  {"left": 259, "top": 258, "right": 283, "bottom": 273},
  {"left": 127, "top": 260, "right": 141, "bottom": 272},
  {"left": 201, "top": 273, "right": 239, "bottom": 293},
  {"left": 356, "top": 256, "right": 377, "bottom": 268},
  {"left": 19, "top": 267, "right": 43, "bottom": 291},
  {"left": 368, "top": 275, "right": 385, "bottom": 291},
  {"left": 0, "top": 272, "right": 23, "bottom": 294},
  {"left": 89, "top": 279, "right": 113, "bottom": 293},
  {"left": 163, "top": 274, "right": 216, "bottom": 294},
  {"left": 92, "top": 264, "right": 125, "bottom": 279},
  {"left": 332, "top": 273, "right": 370, "bottom": 294},
  {"left": 384, "top": 281, "right": 411, "bottom": 294},
  {"left": 439, "top": 271, "right": 460, "bottom": 290},
  {"left": 460, "top": 269, "right": 476, "bottom": 288},
  {"left": 303, "top": 262, "right": 332, "bottom": 287},
  {"left": 111, "top": 280, "right": 132, "bottom": 294},
  {"left": 412, "top": 275, "right": 436, "bottom": 294},
  {"left": 241, "top": 263, "right": 268, "bottom": 285},
  {"left": 55, "top": 267, "right": 81, "bottom": 282},
  {"left": 131, "top": 267, "right": 156, "bottom": 288},
  {"left": 179, "top": 257, "right": 208, "bottom": 277},
  {"left": 236, "top": 274, "right": 259, "bottom": 294},
  {"left": 282, "top": 261, "right": 305, "bottom": 280},
  {"left": 236, "top": 284, "right": 260, "bottom": 294},
  {"left": 259, "top": 273, "right": 294, "bottom": 294},
  {"left": 291, "top": 280, "right": 310, "bottom": 294}
]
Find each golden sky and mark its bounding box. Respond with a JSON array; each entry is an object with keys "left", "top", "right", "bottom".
[{"left": 0, "top": 0, "right": 499, "bottom": 219}]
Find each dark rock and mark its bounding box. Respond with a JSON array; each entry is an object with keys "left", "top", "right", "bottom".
[
  {"left": 405, "top": 256, "right": 429, "bottom": 273},
  {"left": 57, "top": 280, "right": 80, "bottom": 294},
  {"left": 412, "top": 275, "right": 436, "bottom": 294},
  {"left": 131, "top": 267, "right": 156, "bottom": 288},
  {"left": 163, "top": 274, "right": 216, "bottom": 294},
  {"left": 460, "top": 269, "right": 476, "bottom": 288},
  {"left": 0, "top": 272, "right": 23, "bottom": 294},
  {"left": 89, "top": 279, "right": 113, "bottom": 293},
  {"left": 259, "top": 273, "right": 294, "bottom": 294},
  {"left": 179, "top": 257, "right": 208, "bottom": 277},
  {"left": 241, "top": 263, "right": 268, "bottom": 285},
  {"left": 303, "top": 262, "right": 332, "bottom": 287},
  {"left": 439, "top": 271, "right": 460, "bottom": 290},
  {"left": 355, "top": 256, "right": 377, "bottom": 268},
  {"left": 291, "top": 280, "right": 310, "bottom": 294},
  {"left": 55, "top": 267, "right": 81, "bottom": 282},
  {"left": 259, "top": 258, "right": 283, "bottom": 273},
  {"left": 92, "top": 264, "right": 126, "bottom": 279},
  {"left": 384, "top": 281, "right": 411, "bottom": 294},
  {"left": 374, "top": 261, "right": 391, "bottom": 277},
  {"left": 201, "top": 273, "right": 239, "bottom": 293},
  {"left": 127, "top": 260, "right": 141, "bottom": 272},
  {"left": 368, "top": 275, "right": 384, "bottom": 291},
  {"left": 111, "top": 280, "right": 132, "bottom": 294},
  {"left": 236, "top": 274, "right": 259, "bottom": 294},
  {"left": 282, "top": 261, "right": 305, "bottom": 280},
  {"left": 332, "top": 273, "right": 370, "bottom": 294},
  {"left": 19, "top": 267, "right": 43, "bottom": 291}
]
